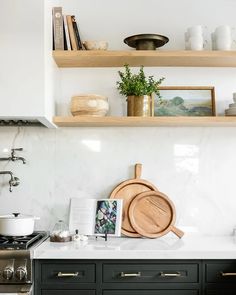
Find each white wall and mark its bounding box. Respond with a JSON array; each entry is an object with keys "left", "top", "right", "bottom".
[{"left": 1, "top": 0, "right": 236, "bottom": 236}]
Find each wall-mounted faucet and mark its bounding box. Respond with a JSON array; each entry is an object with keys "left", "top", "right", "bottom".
[
  {"left": 0, "top": 148, "right": 26, "bottom": 164},
  {"left": 0, "top": 171, "right": 20, "bottom": 192}
]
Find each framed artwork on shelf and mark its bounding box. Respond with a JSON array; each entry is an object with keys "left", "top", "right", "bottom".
[{"left": 154, "top": 86, "right": 216, "bottom": 116}]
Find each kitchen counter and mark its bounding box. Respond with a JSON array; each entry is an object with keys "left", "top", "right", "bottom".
[{"left": 33, "top": 235, "right": 236, "bottom": 259}]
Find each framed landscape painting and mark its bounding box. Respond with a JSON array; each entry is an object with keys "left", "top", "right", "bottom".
[{"left": 154, "top": 86, "right": 216, "bottom": 116}]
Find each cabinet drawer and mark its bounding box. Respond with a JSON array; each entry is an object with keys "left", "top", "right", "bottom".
[
  {"left": 206, "top": 262, "right": 236, "bottom": 283},
  {"left": 103, "top": 290, "right": 198, "bottom": 295},
  {"left": 42, "top": 291, "right": 95, "bottom": 295},
  {"left": 41, "top": 263, "right": 95, "bottom": 284},
  {"left": 103, "top": 263, "right": 198, "bottom": 283},
  {"left": 206, "top": 291, "right": 236, "bottom": 295}
]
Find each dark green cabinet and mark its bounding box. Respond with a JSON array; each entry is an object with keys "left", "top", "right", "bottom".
[
  {"left": 34, "top": 259, "right": 236, "bottom": 295},
  {"left": 103, "top": 291, "right": 199, "bottom": 295},
  {"left": 42, "top": 291, "right": 95, "bottom": 295},
  {"left": 103, "top": 263, "right": 198, "bottom": 283},
  {"left": 206, "top": 291, "right": 236, "bottom": 295}
]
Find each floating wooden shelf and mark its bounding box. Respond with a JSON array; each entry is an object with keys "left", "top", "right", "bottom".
[
  {"left": 52, "top": 50, "right": 236, "bottom": 68},
  {"left": 53, "top": 116, "right": 236, "bottom": 127}
]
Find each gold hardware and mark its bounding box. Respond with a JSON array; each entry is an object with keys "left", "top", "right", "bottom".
[
  {"left": 120, "top": 272, "right": 141, "bottom": 277},
  {"left": 160, "top": 272, "right": 181, "bottom": 277},
  {"left": 57, "top": 272, "right": 79, "bottom": 277},
  {"left": 221, "top": 272, "right": 236, "bottom": 276}
]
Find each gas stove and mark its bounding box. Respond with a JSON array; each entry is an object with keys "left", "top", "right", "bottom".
[
  {"left": 0, "top": 231, "right": 48, "bottom": 291},
  {"left": 0, "top": 232, "right": 47, "bottom": 250}
]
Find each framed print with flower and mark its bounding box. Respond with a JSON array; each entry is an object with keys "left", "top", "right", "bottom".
[{"left": 154, "top": 86, "right": 216, "bottom": 116}]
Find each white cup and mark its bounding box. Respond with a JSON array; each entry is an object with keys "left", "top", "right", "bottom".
[
  {"left": 215, "top": 36, "right": 232, "bottom": 50},
  {"left": 189, "top": 35, "right": 204, "bottom": 50},
  {"left": 215, "top": 25, "right": 232, "bottom": 38},
  {"left": 187, "top": 25, "right": 204, "bottom": 37}
]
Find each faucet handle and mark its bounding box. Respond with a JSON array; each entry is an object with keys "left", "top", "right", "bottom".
[{"left": 11, "top": 148, "right": 23, "bottom": 153}]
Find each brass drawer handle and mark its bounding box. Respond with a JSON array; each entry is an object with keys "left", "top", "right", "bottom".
[
  {"left": 120, "top": 272, "right": 141, "bottom": 278},
  {"left": 160, "top": 272, "right": 181, "bottom": 277},
  {"left": 57, "top": 272, "right": 79, "bottom": 277},
  {"left": 221, "top": 272, "right": 236, "bottom": 276}
]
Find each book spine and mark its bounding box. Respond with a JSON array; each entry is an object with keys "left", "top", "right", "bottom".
[
  {"left": 71, "top": 15, "right": 83, "bottom": 50},
  {"left": 52, "top": 7, "right": 64, "bottom": 50},
  {"left": 63, "top": 15, "right": 71, "bottom": 50},
  {"left": 66, "top": 15, "right": 78, "bottom": 50}
]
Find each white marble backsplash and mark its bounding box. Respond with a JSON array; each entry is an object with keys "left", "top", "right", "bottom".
[
  {"left": 0, "top": 126, "right": 235, "bottom": 236},
  {"left": 1, "top": 0, "right": 236, "bottom": 239}
]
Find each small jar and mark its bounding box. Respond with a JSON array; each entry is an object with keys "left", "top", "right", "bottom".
[{"left": 50, "top": 220, "right": 71, "bottom": 242}]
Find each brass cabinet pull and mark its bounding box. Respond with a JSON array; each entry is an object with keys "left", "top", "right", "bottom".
[
  {"left": 221, "top": 272, "right": 236, "bottom": 276},
  {"left": 57, "top": 272, "right": 79, "bottom": 277},
  {"left": 120, "top": 272, "right": 141, "bottom": 277},
  {"left": 160, "top": 272, "right": 181, "bottom": 277}
]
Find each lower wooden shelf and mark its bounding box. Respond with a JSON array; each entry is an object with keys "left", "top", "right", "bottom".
[{"left": 53, "top": 116, "right": 236, "bottom": 127}]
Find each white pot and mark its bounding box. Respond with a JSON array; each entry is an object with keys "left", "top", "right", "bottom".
[{"left": 0, "top": 213, "right": 40, "bottom": 236}]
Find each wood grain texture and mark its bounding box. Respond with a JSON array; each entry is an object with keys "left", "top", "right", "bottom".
[
  {"left": 70, "top": 95, "right": 108, "bottom": 117},
  {"left": 129, "top": 191, "right": 184, "bottom": 239},
  {"left": 53, "top": 116, "right": 236, "bottom": 127},
  {"left": 52, "top": 50, "right": 236, "bottom": 68},
  {"left": 109, "top": 164, "right": 158, "bottom": 237}
]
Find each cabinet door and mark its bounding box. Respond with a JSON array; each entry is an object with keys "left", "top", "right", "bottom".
[
  {"left": 41, "top": 263, "right": 95, "bottom": 284},
  {"left": 103, "top": 290, "right": 198, "bottom": 295},
  {"left": 103, "top": 263, "right": 198, "bottom": 283},
  {"left": 42, "top": 291, "right": 95, "bottom": 295},
  {"left": 206, "top": 262, "right": 236, "bottom": 283}
]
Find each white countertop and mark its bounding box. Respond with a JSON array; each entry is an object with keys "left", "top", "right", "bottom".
[{"left": 32, "top": 235, "right": 236, "bottom": 260}]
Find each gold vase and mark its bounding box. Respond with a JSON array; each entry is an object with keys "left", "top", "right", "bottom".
[{"left": 127, "top": 95, "right": 154, "bottom": 117}]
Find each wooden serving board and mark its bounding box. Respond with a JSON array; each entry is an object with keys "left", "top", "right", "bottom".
[
  {"left": 128, "top": 191, "right": 184, "bottom": 239},
  {"left": 109, "top": 164, "right": 158, "bottom": 237}
]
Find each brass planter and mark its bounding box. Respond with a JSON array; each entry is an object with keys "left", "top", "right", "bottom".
[{"left": 127, "top": 95, "right": 154, "bottom": 117}]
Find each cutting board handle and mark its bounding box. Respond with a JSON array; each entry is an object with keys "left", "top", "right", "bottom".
[
  {"left": 171, "top": 226, "right": 184, "bottom": 239},
  {"left": 135, "top": 163, "right": 142, "bottom": 179}
]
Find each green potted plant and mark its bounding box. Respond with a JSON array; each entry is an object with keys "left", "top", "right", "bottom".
[{"left": 117, "top": 65, "right": 165, "bottom": 116}]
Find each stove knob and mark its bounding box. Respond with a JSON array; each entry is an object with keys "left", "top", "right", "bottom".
[
  {"left": 3, "top": 267, "right": 13, "bottom": 280},
  {"left": 16, "top": 267, "right": 27, "bottom": 281}
]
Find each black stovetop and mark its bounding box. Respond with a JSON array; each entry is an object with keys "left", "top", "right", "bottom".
[{"left": 0, "top": 231, "right": 47, "bottom": 250}]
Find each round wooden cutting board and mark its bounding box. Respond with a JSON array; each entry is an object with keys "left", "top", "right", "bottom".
[
  {"left": 109, "top": 164, "right": 158, "bottom": 237},
  {"left": 128, "top": 191, "right": 184, "bottom": 239}
]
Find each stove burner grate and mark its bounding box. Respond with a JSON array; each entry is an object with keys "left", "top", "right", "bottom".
[{"left": 0, "top": 232, "right": 46, "bottom": 250}]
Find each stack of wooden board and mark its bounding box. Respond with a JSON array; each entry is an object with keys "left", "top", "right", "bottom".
[{"left": 109, "top": 163, "right": 184, "bottom": 239}]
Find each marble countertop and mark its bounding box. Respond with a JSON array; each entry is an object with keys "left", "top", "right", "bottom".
[{"left": 32, "top": 235, "right": 236, "bottom": 259}]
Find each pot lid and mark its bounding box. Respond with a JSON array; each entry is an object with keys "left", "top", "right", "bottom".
[{"left": 0, "top": 213, "right": 37, "bottom": 220}]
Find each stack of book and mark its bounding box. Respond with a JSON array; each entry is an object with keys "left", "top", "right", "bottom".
[{"left": 52, "top": 7, "right": 83, "bottom": 50}]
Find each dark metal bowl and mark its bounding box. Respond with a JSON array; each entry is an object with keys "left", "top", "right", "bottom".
[{"left": 124, "top": 34, "right": 169, "bottom": 50}]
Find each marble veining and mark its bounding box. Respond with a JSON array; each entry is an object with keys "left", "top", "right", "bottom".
[{"left": 0, "top": 126, "right": 236, "bottom": 236}]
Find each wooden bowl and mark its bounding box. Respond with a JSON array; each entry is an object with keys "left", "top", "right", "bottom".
[{"left": 71, "top": 94, "right": 109, "bottom": 117}]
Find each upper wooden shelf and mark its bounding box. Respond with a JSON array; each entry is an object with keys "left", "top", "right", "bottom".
[
  {"left": 52, "top": 50, "right": 236, "bottom": 68},
  {"left": 53, "top": 116, "right": 236, "bottom": 127}
]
